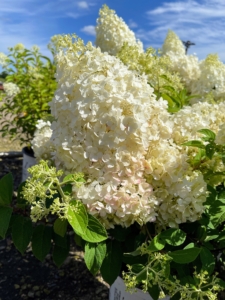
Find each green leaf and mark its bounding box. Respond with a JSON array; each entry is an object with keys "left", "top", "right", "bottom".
[
  {"left": 131, "top": 264, "right": 147, "bottom": 282},
  {"left": 53, "top": 218, "right": 68, "bottom": 237},
  {"left": 200, "top": 247, "right": 215, "bottom": 275},
  {"left": 0, "top": 173, "right": 13, "bottom": 206},
  {"left": 17, "top": 181, "right": 27, "bottom": 207},
  {"left": 147, "top": 235, "right": 165, "bottom": 252},
  {"left": 162, "top": 93, "right": 180, "bottom": 113},
  {"left": 32, "top": 225, "right": 52, "bottom": 262},
  {"left": 101, "top": 240, "right": 123, "bottom": 285},
  {"left": 74, "top": 234, "right": 85, "bottom": 248},
  {"left": 52, "top": 234, "right": 70, "bottom": 267},
  {"left": 208, "top": 200, "right": 225, "bottom": 227},
  {"left": 159, "top": 228, "right": 186, "bottom": 246},
  {"left": 147, "top": 284, "right": 160, "bottom": 300},
  {"left": 108, "top": 225, "right": 132, "bottom": 241},
  {"left": 12, "top": 215, "right": 33, "bottom": 254},
  {"left": 62, "top": 184, "right": 72, "bottom": 195},
  {"left": 84, "top": 241, "right": 106, "bottom": 275},
  {"left": 67, "top": 200, "right": 88, "bottom": 237},
  {"left": 0, "top": 206, "right": 13, "bottom": 238},
  {"left": 169, "top": 247, "right": 201, "bottom": 264},
  {"left": 197, "top": 129, "right": 216, "bottom": 141},
  {"left": 205, "top": 143, "right": 216, "bottom": 159},
  {"left": 182, "top": 140, "right": 205, "bottom": 149},
  {"left": 184, "top": 243, "right": 195, "bottom": 249},
  {"left": 82, "top": 214, "right": 108, "bottom": 243}
]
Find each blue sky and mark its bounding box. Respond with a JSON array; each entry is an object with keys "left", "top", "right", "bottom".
[{"left": 1, "top": 0, "right": 225, "bottom": 62}]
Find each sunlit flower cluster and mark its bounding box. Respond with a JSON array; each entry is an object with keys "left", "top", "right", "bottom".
[
  {"left": 32, "top": 120, "right": 54, "bottom": 161},
  {"left": 161, "top": 30, "right": 200, "bottom": 91},
  {"left": 42, "top": 33, "right": 207, "bottom": 228},
  {"left": 95, "top": 5, "right": 143, "bottom": 56},
  {"left": 13, "top": 43, "right": 25, "bottom": 51},
  {"left": 32, "top": 7, "right": 225, "bottom": 229},
  {"left": 190, "top": 54, "right": 225, "bottom": 101},
  {"left": 215, "top": 123, "right": 225, "bottom": 145},
  {"left": 171, "top": 101, "right": 225, "bottom": 145},
  {"left": 3, "top": 82, "right": 20, "bottom": 97},
  {"left": 0, "top": 52, "right": 8, "bottom": 67},
  {"left": 162, "top": 30, "right": 186, "bottom": 56}
]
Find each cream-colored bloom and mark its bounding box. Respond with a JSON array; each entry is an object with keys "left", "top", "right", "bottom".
[
  {"left": 32, "top": 120, "right": 54, "bottom": 161},
  {"left": 95, "top": 5, "right": 143, "bottom": 55},
  {"left": 161, "top": 30, "right": 200, "bottom": 91},
  {"left": 215, "top": 123, "right": 225, "bottom": 145},
  {"left": 162, "top": 30, "right": 185, "bottom": 56},
  {"left": 171, "top": 101, "right": 225, "bottom": 145},
  {"left": 190, "top": 54, "right": 225, "bottom": 101},
  {"left": 3, "top": 82, "right": 20, "bottom": 97},
  {"left": 13, "top": 43, "right": 25, "bottom": 51},
  {"left": 0, "top": 52, "right": 8, "bottom": 67},
  {"left": 46, "top": 35, "right": 208, "bottom": 228}
]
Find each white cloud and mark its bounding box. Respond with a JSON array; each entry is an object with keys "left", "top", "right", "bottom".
[
  {"left": 77, "top": 1, "right": 89, "bottom": 9},
  {"left": 128, "top": 20, "right": 138, "bottom": 28},
  {"left": 81, "top": 25, "right": 96, "bottom": 36},
  {"left": 140, "top": 0, "right": 225, "bottom": 61}
]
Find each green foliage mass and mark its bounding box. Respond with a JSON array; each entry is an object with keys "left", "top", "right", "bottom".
[{"left": 0, "top": 45, "right": 57, "bottom": 147}]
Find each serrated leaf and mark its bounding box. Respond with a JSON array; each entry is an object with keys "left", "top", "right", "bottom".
[
  {"left": 208, "top": 200, "right": 225, "bottom": 227},
  {"left": 198, "top": 129, "right": 216, "bottom": 141},
  {"left": 32, "top": 225, "right": 52, "bottom": 262},
  {"left": 0, "top": 173, "right": 13, "bottom": 205},
  {"left": 147, "top": 235, "right": 165, "bottom": 252},
  {"left": 169, "top": 247, "right": 201, "bottom": 264},
  {"left": 67, "top": 200, "right": 88, "bottom": 237},
  {"left": 159, "top": 228, "right": 186, "bottom": 246},
  {"left": 200, "top": 247, "right": 215, "bottom": 275},
  {"left": 17, "top": 181, "right": 27, "bottom": 207},
  {"left": 148, "top": 284, "right": 160, "bottom": 300},
  {"left": 184, "top": 243, "right": 195, "bottom": 249},
  {"left": 62, "top": 184, "right": 72, "bottom": 195},
  {"left": 0, "top": 206, "right": 13, "bottom": 238},
  {"left": 82, "top": 214, "right": 108, "bottom": 243},
  {"left": 205, "top": 143, "right": 216, "bottom": 159},
  {"left": 52, "top": 234, "right": 70, "bottom": 267},
  {"left": 12, "top": 215, "right": 33, "bottom": 254},
  {"left": 100, "top": 240, "right": 123, "bottom": 285},
  {"left": 84, "top": 241, "right": 106, "bottom": 275},
  {"left": 53, "top": 218, "right": 68, "bottom": 237},
  {"left": 182, "top": 140, "right": 205, "bottom": 148}
]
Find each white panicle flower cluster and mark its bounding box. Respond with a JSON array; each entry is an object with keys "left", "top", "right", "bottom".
[
  {"left": 3, "top": 82, "right": 20, "bottom": 97},
  {"left": 0, "top": 52, "right": 8, "bottom": 67},
  {"left": 161, "top": 30, "right": 200, "bottom": 91},
  {"left": 32, "top": 120, "right": 53, "bottom": 161},
  {"left": 162, "top": 30, "right": 185, "bottom": 56},
  {"left": 145, "top": 139, "right": 207, "bottom": 227},
  {"left": 13, "top": 43, "right": 25, "bottom": 51},
  {"left": 215, "top": 123, "right": 225, "bottom": 145},
  {"left": 190, "top": 54, "right": 225, "bottom": 101},
  {"left": 47, "top": 36, "right": 207, "bottom": 228},
  {"left": 95, "top": 5, "right": 143, "bottom": 56},
  {"left": 171, "top": 101, "right": 225, "bottom": 145}
]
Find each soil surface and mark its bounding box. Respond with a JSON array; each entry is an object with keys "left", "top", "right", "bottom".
[{"left": 0, "top": 156, "right": 110, "bottom": 300}]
